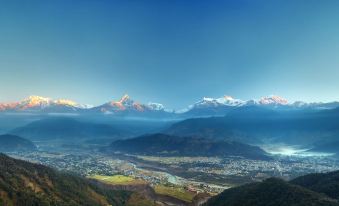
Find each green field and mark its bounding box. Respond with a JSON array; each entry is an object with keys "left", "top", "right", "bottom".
[
  {"left": 154, "top": 185, "right": 195, "bottom": 203},
  {"left": 90, "top": 175, "right": 195, "bottom": 203},
  {"left": 89, "top": 175, "right": 146, "bottom": 185}
]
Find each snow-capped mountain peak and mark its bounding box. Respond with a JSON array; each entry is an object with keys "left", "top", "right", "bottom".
[
  {"left": 22, "top": 95, "right": 51, "bottom": 106},
  {"left": 217, "top": 95, "right": 245, "bottom": 106},
  {"left": 258, "top": 95, "right": 289, "bottom": 105},
  {"left": 18, "top": 96, "right": 52, "bottom": 110},
  {"left": 148, "top": 102, "right": 165, "bottom": 111},
  {"left": 0, "top": 102, "right": 19, "bottom": 111},
  {"left": 23, "top": 96, "right": 82, "bottom": 108},
  {"left": 0, "top": 95, "right": 83, "bottom": 112},
  {"left": 96, "top": 95, "right": 167, "bottom": 114},
  {"left": 120, "top": 94, "right": 131, "bottom": 103},
  {"left": 224, "top": 95, "right": 234, "bottom": 101},
  {"left": 54, "top": 99, "right": 79, "bottom": 107},
  {"left": 194, "top": 95, "right": 245, "bottom": 108},
  {"left": 108, "top": 94, "right": 137, "bottom": 110}
]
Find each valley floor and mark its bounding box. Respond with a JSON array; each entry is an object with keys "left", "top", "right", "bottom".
[{"left": 5, "top": 141, "right": 339, "bottom": 204}]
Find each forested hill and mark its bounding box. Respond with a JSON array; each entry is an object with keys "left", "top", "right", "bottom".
[
  {"left": 205, "top": 169, "right": 339, "bottom": 206},
  {"left": 109, "top": 133, "right": 268, "bottom": 160},
  {"left": 0, "top": 154, "right": 140, "bottom": 206}
]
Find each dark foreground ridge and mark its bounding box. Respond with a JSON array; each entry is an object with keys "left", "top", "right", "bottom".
[
  {"left": 205, "top": 171, "right": 339, "bottom": 206},
  {"left": 0, "top": 153, "right": 148, "bottom": 206}
]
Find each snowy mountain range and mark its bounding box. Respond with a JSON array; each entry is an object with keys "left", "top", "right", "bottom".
[
  {"left": 0, "top": 96, "right": 89, "bottom": 113},
  {"left": 0, "top": 94, "right": 338, "bottom": 118},
  {"left": 89, "top": 94, "right": 167, "bottom": 116},
  {"left": 187, "top": 95, "right": 339, "bottom": 110}
]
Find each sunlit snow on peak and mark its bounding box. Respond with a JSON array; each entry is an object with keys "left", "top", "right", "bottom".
[{"left": 259, "top": 95, "right": 289, "bottom": 105}]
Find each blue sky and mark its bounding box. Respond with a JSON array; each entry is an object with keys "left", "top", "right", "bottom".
[{"left": 1, "top": 0, "right": 339, "bottom": 109}]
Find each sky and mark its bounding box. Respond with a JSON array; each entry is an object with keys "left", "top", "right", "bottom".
[{"left": 0, "top": 0, "right": 339, "bottom": 109}]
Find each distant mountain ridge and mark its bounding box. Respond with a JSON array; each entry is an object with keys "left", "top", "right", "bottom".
[
  {"left": 308, "top": 141, "right": 339, "bottom": 155},
  {"left": 181, "top": 95, "right": 339, "bottom": 117},
  {"left": 0, "top": 96, "right": 89, "bottom": 113},
  {"left": 89, "top": 94, "right": 170, "bottom": 118},
  {"left": 11, "top": 117, "right": 125, "bottom": 141},
  {"left": 166, "top": 105, "right": 339, "bottom": 145},
  {"left": 1, "top": 94, "right": 339, "bottom": 118},
  {"left": 0, "top": 134, "right": 37, "bottom": 152},
  {"left": 108, "top": 133, "right": 269, "bottom": 160}
]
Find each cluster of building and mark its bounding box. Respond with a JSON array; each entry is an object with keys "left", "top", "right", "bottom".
[{"left": 7, "top": 150, "right": 339, "bottom": 195}]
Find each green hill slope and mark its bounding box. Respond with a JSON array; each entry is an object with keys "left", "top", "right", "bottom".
[
  {"left": 204, "top": 178, "right": 339, "bottom": 206},
  {"left": 0, "top": 154, "right": 132, "bottom": 206}
]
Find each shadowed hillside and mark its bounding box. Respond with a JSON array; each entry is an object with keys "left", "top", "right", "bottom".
[
  {"left": 291, "top": 170, "right": 339, "bottom": 200},
  {"left": 204, "top": 178, "right": 339, "bottom": 206},
  {"left": 205, "top": 169, "right": 339, "bottom": 206},
  {"left": 11, "top": 117, "right": 124, "bottom": 141},
  {"left": 108, "top": 133, "right": 269, "bottom": 160},
  {"left": 0, "top": 134, "right": 37, "bottom": 152},
  {"left": 167, "top": 106, "right": 339, "bottom": 144},
  {"left": 0, "top": 154, "right": 156, "bottom": 206}
]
